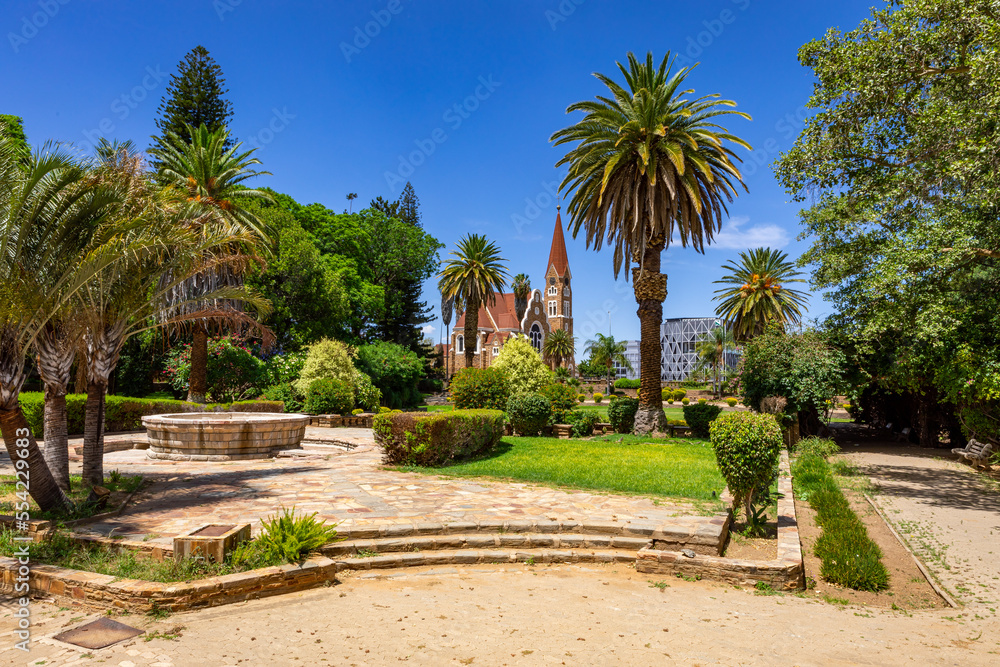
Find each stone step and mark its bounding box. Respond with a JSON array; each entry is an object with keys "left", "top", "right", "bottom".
[
  {"left": 334, "top": 547, "right": 637, "bottom": 571},
  {"left": 322, "top": 532, "right": 656, "bottom": 557}
]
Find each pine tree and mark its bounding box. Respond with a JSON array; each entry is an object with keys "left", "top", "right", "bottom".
[
  {"left": 153, "top": 46, "right": 235, "bottom": 148},
  {"left": 398, "top": 182, "right": 421, "bottom": 227}
]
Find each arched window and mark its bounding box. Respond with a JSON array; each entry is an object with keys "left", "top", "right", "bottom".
[
  {"left": 456, "top": 335, "right": 464, "bottom": 353},
  {"left": 529, "top": 323, "right": 543, "bottom": 352}
]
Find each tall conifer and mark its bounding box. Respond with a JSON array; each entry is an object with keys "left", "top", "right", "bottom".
[{"left": 154, "top": 46, "right": 235, "bottom": 148}]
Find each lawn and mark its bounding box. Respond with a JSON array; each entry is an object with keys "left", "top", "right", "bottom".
[
  {"left": 398, "top": 434, "right": 724, "bottom": 501},
  {"left": 425, "top": 403, "right": 687, "bottom": 421},
  {"left": 0, "top": 471, "right": 143, "bottom": 520}
]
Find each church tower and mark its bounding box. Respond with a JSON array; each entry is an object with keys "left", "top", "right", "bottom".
[{"left": 545, "top": 206, "right": 573, "bottom": 339}]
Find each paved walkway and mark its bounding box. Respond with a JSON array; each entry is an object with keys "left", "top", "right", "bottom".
[
  {"left": 838, "top": 440, "right": 1000, "bottom": 611},
  {"left": 33, "top": 428, "right": 706, "bottom": 546}
]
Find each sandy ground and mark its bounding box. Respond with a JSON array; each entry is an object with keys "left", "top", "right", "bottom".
[{"left": 2, "top": 563, "right": 998, "bottom": 666}]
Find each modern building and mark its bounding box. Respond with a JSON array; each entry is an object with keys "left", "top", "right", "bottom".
[
  {"left": 444, "top": 208, "right": 573, "bottom": 376},
  {"left": 614, "top": 340, "right": 640, "bottom": 380},
  {"left": 661, "top": 317, "right": 729, "bottom": 382}
]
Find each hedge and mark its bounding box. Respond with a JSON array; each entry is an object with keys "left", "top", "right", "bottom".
[
  {"left": 607, "top": 396, "right": 639, "bottom": 434},
  {"left": 682, "top": 403, "right": 723, "bottom": 438},
  {"left": 373, "top": 409, "right": 505, "bottom": 466},
  {"left": 613, "top": 378, "right": 640, "bottom": 390},
  {"left": 17, "top": 393, "right": 284, "bottom": 439}
]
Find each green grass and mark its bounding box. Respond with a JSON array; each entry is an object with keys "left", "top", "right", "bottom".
[
  {"left": 396, "top": 434, "right": 724, "bottom": 501},
  {"left": 0, "top": 471, "right": 144, "bottom": 520}
]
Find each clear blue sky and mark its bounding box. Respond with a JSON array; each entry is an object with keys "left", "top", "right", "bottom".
[{"left": 3, "top": 0, "right": 877, "bottom": 353}]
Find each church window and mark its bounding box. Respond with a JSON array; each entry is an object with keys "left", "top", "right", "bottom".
[
  {"left": 549, "top": 277, "right": 555, "bottom": 285},
  {"left": 493, "top": 346, "right": 499, "bottom": 356},
  {"left": 548, "top": 301, "right": 557, "bottom": 317},
  {"left": 548, "top": 286, "right": 557, "bottom": 296},
  {"left": 529, "top": 323, "right": 543, "bottom": 351},
  {"left": 456, "top": 335, "right": 464, "bottom": 353},
  {"left": 534, "top": 306, "right": 539, "bottom": 315},
  {"left": 563, "top": 287, "right": 569, "bottom": 296},
  {"left": 564, "top": 301, "right": 570, "bottom": 317}
]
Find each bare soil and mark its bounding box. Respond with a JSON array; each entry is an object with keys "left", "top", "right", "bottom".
[{"left": 723, "top": 518, "right": 777, "bottom": 560}]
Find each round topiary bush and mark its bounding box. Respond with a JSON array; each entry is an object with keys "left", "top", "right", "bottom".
[
  {"left": 506, "top": 393, "right": 552, "bottom": 436},
  {"left": 607, "top": 396, "right": 639, "bottom": 434},
  {"left": 673, "top": 389, "right": 687, "bottom": 401},
  {"left": 449, "top": 367, "right": 510, "bottom": 410},
  {"left": 698, "top": 397, "right": 707, "bottom": 404},
  {"left": 726, "top": 397, "right": 738, "bottom": 407},
  {"left": 709, "top": 412, "right": 782, "bottom": 520},
  {"left": 304, "top": 378, "right": 354, "bottom": 415},
  {"left": 681, "top": 397, "right": 690, "bottom": 405},
  {"left": 593, "top": 392, "right": 604, "bottom": 404},
  {"left": 578, "top": 394, "right": 586, "bottom": 403}
]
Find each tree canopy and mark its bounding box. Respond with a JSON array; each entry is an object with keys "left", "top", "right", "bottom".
[{"left": 154, "top": 46, "right": 235, "bottom": 148}]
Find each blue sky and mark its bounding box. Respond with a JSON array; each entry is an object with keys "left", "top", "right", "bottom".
[{"left": 3, "top": 0, "right": 878, "bottom": 353}]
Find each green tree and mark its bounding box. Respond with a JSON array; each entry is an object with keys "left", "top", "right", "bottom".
[
  {"left": 511, "top": 273, "right": 531, "bottom": 323},
  {"left": 773, "top": 0, "right": 1000, "bottom": 445},
  {"left": 713, "top": 248, "right": 808, "bottom": 342},
  {"left": 150, "top": 124, "right": 272, "bottom": 404},
  {"left": 356, "top": 341, "right": 425, "bottom": 408},
  {"left": 584, "top": 334, "right": 631, "bottom": 395},
  {"left": 294, "top": 338, "right": 358, "bottom": 397},
  {"left": 695, "top": 324, "right": 735, "bottom": 398},
  {"left": 552, "top": 52, "right": 751, "bottom": 433},
  {"left": 154, "top": 46, "right": 235, "bottom": 149},
  {"left": 0, "top": 115, "right": 29, "bottom": 164},
  {"left": 543, "top": 328, "right": 576, "bottom": 371},
  {"left": 438, "top": 234, "right": 509, "bottom": 369},
  {"left": 492, "top": 335, "right": 552, "bottom": 395}
]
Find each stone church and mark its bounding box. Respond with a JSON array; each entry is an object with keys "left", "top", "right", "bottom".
[{"left": 446, "top": 208, "right": 573, "bottom": 375}]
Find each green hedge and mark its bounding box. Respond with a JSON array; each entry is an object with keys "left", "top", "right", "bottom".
[
  {"left": 607, "top": 396, "right": 639, "bottom": 434},
  {"left": 17, "top": 393, "right": 284, "bottom": 439},
  {"left": 792, "top": 450, "right": 889, "bottom": 592},
  {"left": 373, "top": 409, "right": 505, "bottom": 466},
  {"left": 613, "top": 378, "right": 640, "bottom": 390},
  {"left": 682, "top": 403, "right": 723, "bottom": 438}
]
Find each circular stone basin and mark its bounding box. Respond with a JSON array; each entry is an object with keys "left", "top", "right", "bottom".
[{"left": 142, "top": 412, "right": 310, "bottom": 461}]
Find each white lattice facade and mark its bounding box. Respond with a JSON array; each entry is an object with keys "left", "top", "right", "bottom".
[
  {"left": 614, "top": 340, "right": 640, "bottom": 380},
  {"left": 660, "top": 317, "right": 723, "bottom": 382}
]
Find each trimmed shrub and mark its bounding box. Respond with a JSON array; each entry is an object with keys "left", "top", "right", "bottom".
[
  {"left": 539, "top": 382, "right": 579, "bottom": 424},
  {"left": 607, "top": 396, "right": 639, "bottom": 434},
  {"left": 698, "top": 398, "right": 707, "bottom": 404},
  {"left": 726, "top": 397, "right": 738, "bottom": 407},
  {"left": 304, "top": 378, "right": 354, "bottom": 415},
  {"left": 661, "top": 389, "right": 671, "bottom": 401},
  {"left": 566, "top": 410, "right": 601, "bottom": 438},
  {"left": 593, "top": 392, "right": 604, "bottom": 403},
  {"left": 577, "top": 394, "right": 586, "bottom": 403},
  {"left": 262, "top": 383, "right": 303, "bottom": 413},
  {"left": 352, "top": 408, "right": 363, "bottom": 415},
  {"left": 672, "top": 389, "right": 687, "bottom": 400},
  {"left": 614, "top": 378, "right": 640, "bottom": 390},
  {"left": 373, "top": 409, "right": 505, "bottom": 466},
  {"left": 506, "top": 393, "right": 551, "bottom": 436},
  {"left": 492, "top": 336, "right": 553, "bottom": 395},
  {"left": 709, "top": 412, "right": 782, "bottom": 519},
  {"left": 449, "top": 367, "right": 510, "bottom": 410},
  {"left": 682, "top": 403, "right": 723, "bottom": 438},
  {"left": 666, "top": 398, "right": 674, "bottom": 405},
  {"left": 681, "top": 397, "right": 690, "bottom": 405}
]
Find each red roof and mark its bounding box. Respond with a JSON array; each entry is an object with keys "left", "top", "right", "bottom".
[
  {"left": 547, "top": 208, "right": 570, "bottom": 277},
  {"left": 454, "top": 293, "right": 522, "bottom": 331}
]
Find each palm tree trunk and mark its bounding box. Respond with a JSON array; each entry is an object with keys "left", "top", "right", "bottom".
[
  {"left": 633, "top": 245, "right": 668, "bottom": 435},
  {"left": 43, "top": 390, "right": 70, "bottom": 490},
  {"left": 0, "top": 405, "right": 72, "bottom": 513},
  {"left": 36, "top": 327, "right": 78, "bottom": 491},
  {"left": 73, "top": 353, "right": 87, "bottom": 394},
  {"left": 188, "top": 325, "right": 209, "bottom": 403},
  {"left": 464, "top": 296, "right": 479, "bottom": 369},
  {"left": 82, "top": 378, "right": 107, "bottom": 488}
]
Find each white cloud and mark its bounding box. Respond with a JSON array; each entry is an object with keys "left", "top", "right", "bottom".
[
  {"left": 421, "top": 324, "right": 436, "bottom": 335},
  {"left": 708, "top": 216, "right": 790, "bottom": 250}
]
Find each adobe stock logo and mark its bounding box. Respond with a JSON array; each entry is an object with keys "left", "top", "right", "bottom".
[
  {"left": 8, "top": 0, "right": 71, "bottom": 53},
  {"left": 341, "top": 0, "right": 407, "bottom": 63}
]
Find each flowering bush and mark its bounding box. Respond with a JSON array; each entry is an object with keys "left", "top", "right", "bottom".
[
  {"left": 261, "top": 350, "right": 307, "bottom": 387},
  {"left": 164, "top": 336, "right": 264, "bottom": 403}
]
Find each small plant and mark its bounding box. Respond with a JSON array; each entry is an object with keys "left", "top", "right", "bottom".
[
  {"left": 698, "top": 398, "right": 707, "bottom": 404},
  {"left": 593, "top": 392, "right": 604, "bottom": 403},
  {"left": 709, "top": 412, "right": 782, "bottom": 523},
  {"left": 753, "top": 582, "right": 782, "bottom": 596},
  {"left": 578, "top": 394, "right": 586, "bottom": 403},
  {"left": 354, "top": 548, "right": 381, "bottom": 559},
  {"left": 681, "top": 397, "right": 690, "bottom": 405},
  {"left": 147, "top": 603, "right": 170, "bottom": 619},
  {"left": 726, "top": 397, "right": 738, "bottom": 407},
  {"left": 352, "top": 408, "right": 363, "bottom": 415},
  {"left": 648, "top": 580, "right": 670, "bottom": 590},
  {"left": 566, "top": 410, "right": 601, "bottom": 438},
  {"left": 256, "top": 507, "right": 339, "bottom": 563},
  {"left": 539, "top": 382, "right": 580, "bottom": 424},
  {"left": 667, "top": 398, "right": 674, "bottom": 404}
]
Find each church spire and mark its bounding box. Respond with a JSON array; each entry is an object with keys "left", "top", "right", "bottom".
[{"left": 547, "top": 205, "right": 570, "bottom": 277}]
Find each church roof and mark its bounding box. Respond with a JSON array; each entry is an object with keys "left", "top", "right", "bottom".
[
  {"left": 454, "top": 293, "right": 522, "bottom": 331},
  {"left": 547, "top": 206, "right": 570, "bottom": 277}
]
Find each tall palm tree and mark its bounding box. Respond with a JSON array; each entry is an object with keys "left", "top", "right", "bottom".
[
  {"left": 552, "top": 52, "right": 750, "bottom": 433},
  {"left": 713, "top": 247, "right": 807, "bottom": 341},
  {"left": 149, "top": 123, "right": 272, "bottom": 403},
  {"left": 438, "top": 234, "right": 509, "bottom": 369},
  {"left": 695, "top": 324, "right": 735, "bottom": 399},
  {"left": 584, "top": 333, "right": 631, "bottom": 394},
  {"left": 543, "top": 328, "right": 576, "bottom": 371},
  {"left": 0, "top": 138, "right": 119, "bottom": 511},
  {"left": 511, "top": 273, "right": 531, "bottom": 323}
]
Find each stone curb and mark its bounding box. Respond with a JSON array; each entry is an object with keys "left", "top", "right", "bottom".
[{"left": 635, "top": 450, "right": 805, "bottom": 591}]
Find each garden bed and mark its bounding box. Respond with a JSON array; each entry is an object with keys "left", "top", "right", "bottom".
[{"left": 0, "top": 471, "right": 144, "bottom": 521}]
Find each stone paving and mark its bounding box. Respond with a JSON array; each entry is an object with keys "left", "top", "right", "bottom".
[{"left": 23, "top": 427, "right": 710, "bottom": 547}]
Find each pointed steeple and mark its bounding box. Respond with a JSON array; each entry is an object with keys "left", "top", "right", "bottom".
[{"left": 547, "top": 205, "right": 570, "bottom": 277}]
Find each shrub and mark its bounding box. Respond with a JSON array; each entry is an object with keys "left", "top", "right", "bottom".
[
  {"left": 709, "top": 412, "right": 782, "bottom": 520},
  {"left": 373, "top": 409, "right": 505, "bottom": 466},
  {"left": 352, "top": 408, "right": 363, "bottom": 415},
  {"left": 354, "top": 371, "right": 382, "bottom": 412},
  {"left": 256, "top": 507, "right": 339, "bottom": 563},
  {"left": 726, "top": 397, "right": 738, "bottom": 407},
  {"left": 262, "top": 383, "right": 303, "bottom": 413},
  {"left": 539, "top": 382, "right": 579, "bottom": 424},
  {"left": 578, "top": 394, "right": 585, "bottom": 403},
  {"left": 593, "top": 392, "right": 604, "bottom": 403},
  {"left": 698, "top": 398, "right": 707, "bottom": 404},
  {"left": 261, "top": 350, "right": 307, "bottom": 387},
  {"left": 294, "top": 338, "right": 357, "bottom": 397},
  {"left": 566, "top": 410, "right": 601, "bottom": 438},
  {"left": 164, "top": 336, "right": 265, "bottom": 402},
  {"left": 506, "top": 393, "right": 551, "bottom": 436},
  {"left": 490, "top": 336, "right": 553, "bottom": 395},
  {"left": 661, "top": 389, "right": 671, "bottom": 401},
  {"left": 683, "top": 403, "right": 724, "bottom": 438},
  {"left": 304, "top": 378, "right": 354, "bottom": 415},
  {"left": 614, "top": 378, "right": 640, "bottom": 390},
  {"left": 355, "top": 341, "right": 424, "bottom": 408},
  {"left": 666, "top": 398, "right": 674, "bottom": 405},
  {"left": 607, "top": 396, "right": 639, "bottom": 434},
  {"left": 449, "top": 367, "right": 510, "bottom": 410},
  {"left": 681, "top": 397, "right": 690, "bottom": 405},
  {"left": 673, "top": 389, "right": 687, "bottom": 400},
  {"left": 795, "top": 436, "right": 840, "bottom": 459}
]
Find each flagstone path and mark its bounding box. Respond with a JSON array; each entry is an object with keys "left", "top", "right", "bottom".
[{"left": 43, "top": 428, "right": 709, "bottom": 546}]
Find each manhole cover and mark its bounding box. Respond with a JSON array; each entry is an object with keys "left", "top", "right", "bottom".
[{"left": 53, "top": 617, "right": 144, "bottom": 649}]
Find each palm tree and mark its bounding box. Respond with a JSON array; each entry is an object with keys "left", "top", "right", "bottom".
[
  {"left": 33, "top": 313, "right": 84, "bottom": 491},
  {"left": 149, "top": 123, "right": 272, "bottom": 403},
  {"left": 695, "top": 324, "right": 735, "bottom": 399},
  {"left": 584, "top": 333, "right": 631, "bottom": 394},
  {"left": 713, "top": 247, "right": 807, "bottom": 341},
  {"left": 0, "top": 138, "right": 119, "bottom": 512},
  {"left": 511, "top": 273, "right": 531, "bottom": 323},
  {"left": 552, "top": 52, "right": 751, "bottom": 433},
  {"left": 438, "top": 234, "right": 509, "bottom": 369},
  {"left": 543, "top": 328, "right": 576, "bottom": 371}
]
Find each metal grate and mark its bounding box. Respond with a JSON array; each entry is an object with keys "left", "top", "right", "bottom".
[{"left": 54, "top": 617, "right": 144, "bottom": 650}]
